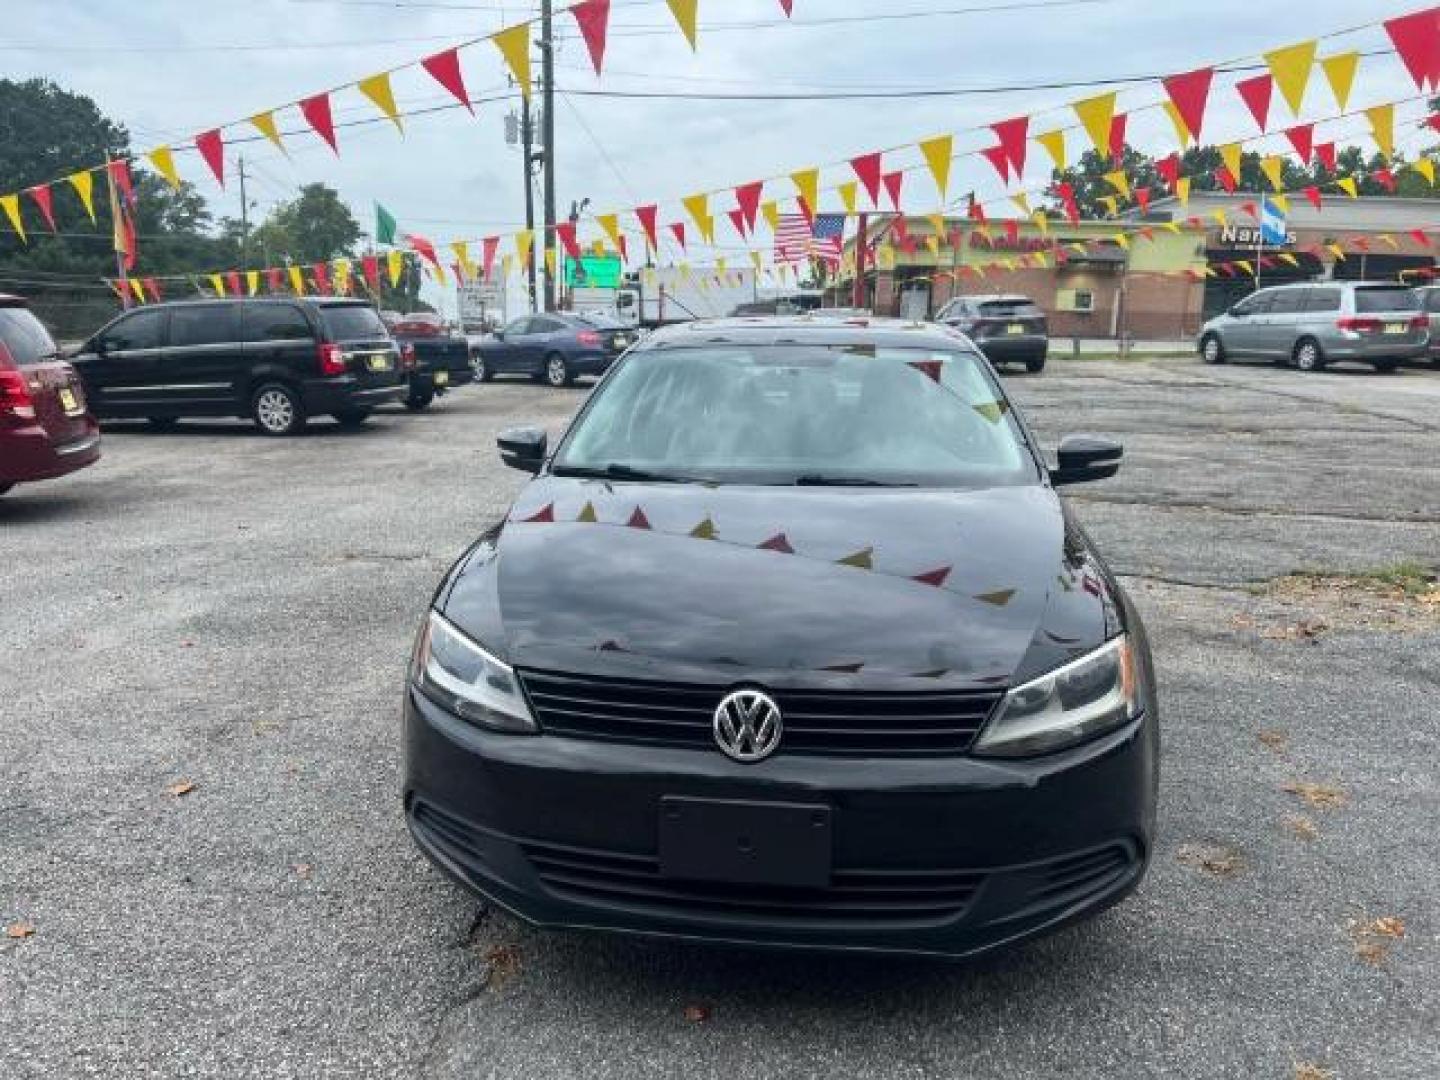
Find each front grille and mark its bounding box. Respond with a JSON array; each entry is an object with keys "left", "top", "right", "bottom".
[
  {"left": 517, "top": 669, "right": 1002, "bottom": 757},
  {"left": 522, "top": 837, "right": 983, "bottom": 926}
]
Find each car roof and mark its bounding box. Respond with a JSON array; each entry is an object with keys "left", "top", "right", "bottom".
[
  {"left": 121, "top": 297, "right": 370, "bottom": 310},
  {"left": 637, "top": 315, "right": 974, "bottom": 351}
]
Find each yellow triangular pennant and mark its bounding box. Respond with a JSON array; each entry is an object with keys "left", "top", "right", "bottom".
[
  {"left": 1337, "top": 176, "right": 1359, "bottom": 199},
  {"left": 1102, "top": 170, "right": 1130, "bottom": 199},
  {"left": 1278, "top": 253, "right": 1299, "bottom": 267},
  {"left": 761, "top": 200, "right": 779, "bottom": 233},
  {"left": 147, "top": 146, "right": 182, "bottom": 189},
  {"left": 1010, "top": 192, "right": 1031, "bottom": 217},
  {"left": 1112, "top": 232, "right": 1130, "bottom": 250},
  {"left": 597, "top": 212, "right": 621, "bottom": 249},
  {"left": 1259, "top": 156, "right": 1285, "bottom": 192},
  {"left": 1098, "top": 195, "right": 1119, "bottom": 217},
  {"left": 543, "top": 246, "right": 556, "bottom": 277},
  {"left": 665, "top": 0, "right": 699, "bottom": 49},
  {"left": 1265, "top": 39, "right": 1317, "bottom": 115},
  {"left": 1320, "top": 51, "right": 1359, "bottom": 111},
  {"left": 1271, "top": 194, "right": 1290, "bottom": 213},
  {"left": 1414, "top": 157, "right": 1437, "bottom": 185},
  {"left": 1176, "top": 176, "right": 1192, "bottom": 207},
  {"left": 1162, "top": 100, "right": 1192, "bottom": 147},
  {"left": 1219, "top": 143, "right": 1243, "bottom": 181},
  {"left": 67, "top": 171, "right": 97, "bottom": 223},
  {"left": 289, "top": 265, "right": 306, "bottom": 294},
  {"left": 1072, "top": 92, "right": 1116, "bottom": 154},
  {"left": 493, "top": 23, "right": 532, "bottom": 98},
  {"left": 682, "top": 193, "right": 709, "bottom": 234},
  {"left": 246, "top": 269, "right": 260, "bottom": 296},
  {"left": 1035, "top": 129, "right": 1067, "bottom": 171},
  {"left": 790, "top": 168, "right": 819, "bottom": 213},
  {"left": 250, "top": 111, "right": 287, "bottom": 155},
  {"left": 1366, "top": 104, "right": 1395, "bottom": 160},
  {"left": 357, "top": 72, "right": 403, "bottom": 133},
  {"left": 451, "top": 240, "right": 473, "bottom": 276},
  {"left": 837, "top": 546, "right": 873, "bottom": 570},
  {"left": 209, "top": 273, "right": 226, "bottom": 297},
  {"left": 515, "top": 228, "right": 534, "bottom": 267},
  {"left": 577, "top": 501, "right": 598, "bottom": 523},
  {"left": 689, "top": 515, "right": 716, "bottom": 539},
  {"left": 919, "top": 135, "right": 953, "bottom": 199},
  {"left": 0, "top": 195, "right": 26, "bottom": 243},
  {"left": 1031, "top": 209, "right": 1049, "bottom": 235},
  {"left": 387, "top": 249, "right": 404, "bottom": 287}
]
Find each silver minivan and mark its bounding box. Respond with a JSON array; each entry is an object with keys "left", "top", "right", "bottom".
[
  {"left": 1197, "top": 282, "right": 1427, "bottom": 373},
  {"left": 1409, "top": 285, "right": 1440, "bottom": 368}
]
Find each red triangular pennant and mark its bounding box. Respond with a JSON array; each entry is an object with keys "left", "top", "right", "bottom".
[
  {"left": 990, "top": 115, "right": 1029, "bottom": 176},
  {"left": 1108, "top": 113, "right": 1128, "bottom": 164},
  {"left": 481, "top": 236, "right": 500, "bottom": 280},
  {"left": 406, "top": 233, "right": 442, "bottom": 270},
  {"left": 1374, "top": 168, "right": 1397, "bottom": 192},
  {"left": 311, "top": 262, "right": 330, "bottom": 294},
  {"left": 26, "top": 185, "right": 56, "bottom": 233},
  {"left": 1285, "top": 123, "right": 1314, "bottom": 163},
  {"left": 1055, "top": 182, "right": 1080, "bottom": 226},
  {"left": 1003, "top": 219, "right": 1020, "bottom": 246},
  {"left": 1238, "top": 201, "right": 1259, "bottom": 220},
  {"left": 850, "top": 152, "right": 883, "bottom": 206},
  {"left": 779, "top": 0, "right": 793, "bottom": 13},
  {"left": 556, "top": 220, "right": 581, "bottom": 260},
  {"left": 108, "top": 160, "right": 136, "bottom": 207},
  {"left": 361, "top": 255, "right": 380, "bottom": 292},
  {"left": 226, "top": 270, "right": 243, "bottom": 297},
  {"left": 912, "top": 566, "right": 952, "bottom": 588},
  {"left": 1236, "top": 74, "right": 1274, "bottom": 132},
  {"left": 734, "top": 180, "right": 763, "bottom": 232},
  {"left": 1303, "top": 185, "right": 1323, "bottom": 211},
  {"left": 1136, "top": 187, "right": 1151, "bottom": 214},
  {"left": 907, "top": 359, "right": 943, "bottom": 383},
  {"left": 635, "top": 204, "right": 659, "bottom": 250},
  {"left": 1314, "top": 142, "right": 1338, "bottom": 174},
  {"left": 726, "top": 207, "right": 747, "bottom": 238},
  {"left": 881, "top": 170, "right": 904, "bottom": 212},
  {"left": 195, "top": 129, "right": 225, "bottom": 187},
  {"left": 1411, "top": 228, "right": 1431, "bottom": 248},
  {"left": 1214, "top": 166, "right": 1238, "bottom": 193},
  {"left": 627, "top": 507, "right": 651, "bottom": 530},
  {"left": 1156, "top": 152, "right": 1181, "bottom": 192},
  {"left": 1162, "top": 67, "right": 1214, "bottom": 144},
  {"left": 570, "top": 0, "right": 611, "bottom": 76},
  {"left": 421, "top": 47, "right": 473, "bottom": 114},
  {"left": 522, "top": 502, "right": 555, "bottom": 523},
  {"left": 980, "top": 145, "right": 1010, "bottom": 184},
  {"left": 299, "top": 93, "right": 339, "bottom": 154},
  {"left": 1385, "top": 8, "right": 1440, "bottom": 91},
  {"left": 758, "top": 532, "right": 794, "bottom": 554},
  {"left": 668, "top": 221, "right": 686, "bottom": 251},
  {"left": 143, "top": 278, "right": 162, "bottom": 303},
  {"left": 266, "top": 267, "right": 283, "bottom": 292}
]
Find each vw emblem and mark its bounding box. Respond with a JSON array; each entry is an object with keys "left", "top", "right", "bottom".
[{"left": 713, "top": 689, "right": 783, "bottom": 762}]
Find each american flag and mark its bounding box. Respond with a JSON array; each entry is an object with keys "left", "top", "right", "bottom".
[{"left": 774, "top": 213, "right": 847, "bottom": 266}]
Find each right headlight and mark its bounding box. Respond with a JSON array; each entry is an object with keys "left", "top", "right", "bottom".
[
  {"left": 972, "top": 636, "right": 1139, "bottom": 758},
  {"left": 411, "top": 610, "right": 538, "bottom": 734}
]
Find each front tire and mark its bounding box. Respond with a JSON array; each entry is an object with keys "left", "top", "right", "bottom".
[
  {"left": 333, "top": 409, "right": 371, "bottom": 427},
  {"left": 1293, "top": 338, "right": 1325, "bottom": 373},
  {"left": 1371, "top": 358, "right": 1400, "bottom": 374},
  {"left": 251, "top": 382, "right": 306, "bottom": 436},
  {"left": 405, "top": 391, "right": 435, "bottom": 412},
  {"left": 1201, "top": 334, "right": 1225, "bottom": 365},
  {"left": 544, "top": 352, "right": 572, "bottom": 388},
  {"left": 1025, "top": 355, "right": 1046, "bottom": 374},
  {"left": 472, "top": 354, "right": 494, "bottom": 382},
  {"left": 147, "top": 416, "right": 179, "bottom": 431}
]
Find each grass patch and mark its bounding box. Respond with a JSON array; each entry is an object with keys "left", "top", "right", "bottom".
[{"left": 1273, "top": 561, "right": 1438, "bottom": 599}]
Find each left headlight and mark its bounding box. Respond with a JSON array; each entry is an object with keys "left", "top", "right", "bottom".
[
  {"left": 972, "top": 636, "right": 1140, "bottom": 758},
  {"left": 411, "top": 610, "right": 538, "bottom": 733}
]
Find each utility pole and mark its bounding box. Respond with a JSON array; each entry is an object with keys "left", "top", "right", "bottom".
[
  {"left": 237, "top": 156, "right": 250, "bottom": 273},
  {"left": 851, "top": 212, "right": 868, "bottom": 309},
  {"left": 520, "top": 95, "right": 539, "bottom": 314},
  {"left": 540, "top": 0, "right": 558, "bottom": 313}
]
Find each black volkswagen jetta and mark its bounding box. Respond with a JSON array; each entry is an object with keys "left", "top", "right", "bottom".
[{"left": 403, "top": 316, "right": 1158, "bottom": 959}]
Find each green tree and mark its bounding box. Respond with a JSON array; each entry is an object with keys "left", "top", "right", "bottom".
[{"left": 248, "top": 183, "right": 362, "bottom": 265}]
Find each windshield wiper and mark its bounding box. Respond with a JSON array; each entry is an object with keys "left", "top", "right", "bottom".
[
  {"left": 552, "top": 463, "right": 709, "bottom": 484},
  {"left": 792, "top": 474, "right": 918, "bottom": 487}
]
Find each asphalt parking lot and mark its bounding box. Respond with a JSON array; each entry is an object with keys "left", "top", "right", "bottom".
[{"left": 3, "top": 357, "right": 1437, "bottom": 1079}]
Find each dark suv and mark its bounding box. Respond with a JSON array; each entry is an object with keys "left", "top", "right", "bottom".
[
  {"left": 935, "top": 294, "right": 1049, "bottom": 373},
  {"left": 70, "top": 298, "right": 408, "bottom": 435}
]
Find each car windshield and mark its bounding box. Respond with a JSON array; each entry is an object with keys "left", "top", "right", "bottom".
[
  {"left": 319, "top": 304, "right": 388, "bottom": 340},
  {"left": 553, "top": 343, "right": 1035, "bottom": 488},
  {"left": 978, "top": 299, "right": 1042, "bottom": 318},
  {"left": 1353, "top": 287, "right": 1419, "bottom": 313}
]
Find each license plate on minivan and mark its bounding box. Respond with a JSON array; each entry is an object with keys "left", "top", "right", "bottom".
[
  {"left": 1384, "top": 322, "right": 1407, "bottom": 334},
  {"left": 434, "top": 370, "right": 449, "bottom": 386},
  {"left": 367, "top": 354, "right": 392, "bottom": 372},
  {"left": 1007, "top": 323, "right": 1025, "bottom": 335},
  {"left": 58, "top": 387, "right": 83, "bottom": 415}
]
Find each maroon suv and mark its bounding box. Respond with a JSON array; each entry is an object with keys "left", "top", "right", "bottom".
[{"left": 0, "top": 295, "right": 101, "bottom": 497}]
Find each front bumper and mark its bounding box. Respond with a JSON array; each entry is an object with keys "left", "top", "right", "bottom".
[
  {"left": 402, "top": 687, "right": 1156, "bottom": 958},
  {"left": 0, "top": 425, "right": 101, "bottom": 483}
]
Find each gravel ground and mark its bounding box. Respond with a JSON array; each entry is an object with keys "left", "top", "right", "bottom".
[{"left": 2, "top": 357, "right": 1437, "bottom": 1079}]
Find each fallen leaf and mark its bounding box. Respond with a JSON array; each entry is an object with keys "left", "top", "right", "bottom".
[
  {"left": 1285, "top": 815, "right": 1319, "bottom": 841},
  {"left": 483, "top": 943, "right": 523, "bottom": 989},
  {"left": 1229, "top": 613, "right": 1256, "bottom": 630},
  {"left": 1347, "top": 915, "right": 1406, "bottom": 966},
  {"left": 1281, "top": 781, "right": 1346, "bottom": 810},
  {"left": 1369, "top": 916, "right": 1405, "bottom": 940},
  {"left": 1261, "top": 617, "right": 1329, "bottom": 642},
  {"left": 292, "top": 863, "right": 312, "bottom": 880},
  {"left": 1176, "top": 843, "right": 1242, "bottom": 878},
  {"left": 1258, "top": 729, "right": 1288, "bottom": 752},
  {"left": 166, "top": 780, "right": 197, "bottom": 798},
  {"left": 1354, "top": 941, "right": 1388, "bottom": 967},
  {"left": 1293, "top": 1064, "right": 1333, "bottom": 1080},
  {"left": 5, "top": 921, "right": 35, "bottom": 939},
  {"left": 682, "top": 1003, "right": 712, "bottom": 1023}
]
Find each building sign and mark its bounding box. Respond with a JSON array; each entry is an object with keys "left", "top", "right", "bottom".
[
  {"left": 564, "top": 254, "right": 623, "bottom": 288},
  {"left": 1218, "top": 225, "right": 1297, "bottom": 247}
]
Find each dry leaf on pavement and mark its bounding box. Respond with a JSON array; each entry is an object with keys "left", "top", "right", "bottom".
[
  {"left": 1348, "top": 915, "right": 1406, "bottom": 966},
  {"left": 166, "top": 780, "right": 197, "bottom": 798},
  {"left": 483, "top": 943, "right": 523, "bottom": 989},
  {"left": 1281, "top": 781, "right": 1346, "bottom": 810},
  {"left": 5, "top": 921, "right": 35, "bottom": 939},
  {"left": 683, "top": 1003, "right": 713, "bottom": 1023},
  {"left": 1293, "top": 1064, "right": 1334, "bottom": 1080},
  {"left": 1258, "top": 729, "right": 1288, "bottom": 752},
  {"left": 1176, "top": 843, "right": 1242, "bottom": 878},
  {"left": 1285, "top": 815, "right": 1319, "bottom": 841}
]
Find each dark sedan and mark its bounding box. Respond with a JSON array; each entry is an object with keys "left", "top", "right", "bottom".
[
  {"left": 472, "top": 312, "right": 637, "bottom": 387},
  {"left": 403, "top": 316, "right": 1157, "bottom": 959}
]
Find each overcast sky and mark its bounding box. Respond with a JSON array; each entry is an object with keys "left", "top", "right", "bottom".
[{"left": 9, "top": 0, "right": 1437, "bottom": 311}]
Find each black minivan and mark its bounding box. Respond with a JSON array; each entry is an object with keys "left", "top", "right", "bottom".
[{"left": 70, "top": 298, "right": 409, "bottom": 435}]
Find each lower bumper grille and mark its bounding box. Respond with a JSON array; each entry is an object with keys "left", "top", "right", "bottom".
[
  {"left": 521, "top": 837, "right": 984, "bottom": 926},
  {"left": 517, "top": 669, "right": 1003, "bottom": 757}
]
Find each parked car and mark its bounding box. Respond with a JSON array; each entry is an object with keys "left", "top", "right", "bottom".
[
  {"left": 1198, "top": 282, "right": 1427, "bottom": 373},
  {"left": 70, "top": 298, "right": 409, "bottom": 435},
  {"left": 403, "top": 316, "right": 1157, "bottom": 960},
  {"left": 382, "top": 310, "right": 475, "bottom": 411},
  {"left": 0, "top": 295, "right": 101, "bottom": 496},
  {"left": 1409, "top": 285, "right": 1440, "bottom": 368},
  {"left": 935, "top": 294, "right": 1049, "bottom": 373},
  {"left": 472, "top": 312, "right": 638, "bottom": 387}
]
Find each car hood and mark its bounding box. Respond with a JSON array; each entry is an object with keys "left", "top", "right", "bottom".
[{"left": 440, "top": 478, "right": 1118, "bottom": 691}]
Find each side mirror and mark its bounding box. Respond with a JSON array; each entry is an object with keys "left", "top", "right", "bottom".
[
  {"left": 498, "top": 426, "right": 547, "bottom": 474},
  {"left": 1051, "top": 435, "right": 1123, "bottom": 487},
  {"left": 1227, "top": 306, "right": 1244, "bottom": 318}
]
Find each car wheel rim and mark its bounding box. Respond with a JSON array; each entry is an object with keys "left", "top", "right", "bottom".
[
  {"left": 548, "top": 359, "right": 565, "bottom": 385},
  {"left": 1298, "top": 346, "right": 1317, "bottom": 370},
  {"left": 475, "top": 359, "right": 485, "bottom": 379},
  {"left": 258, "top": 390, "right": 294, "bottom": 431}
]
